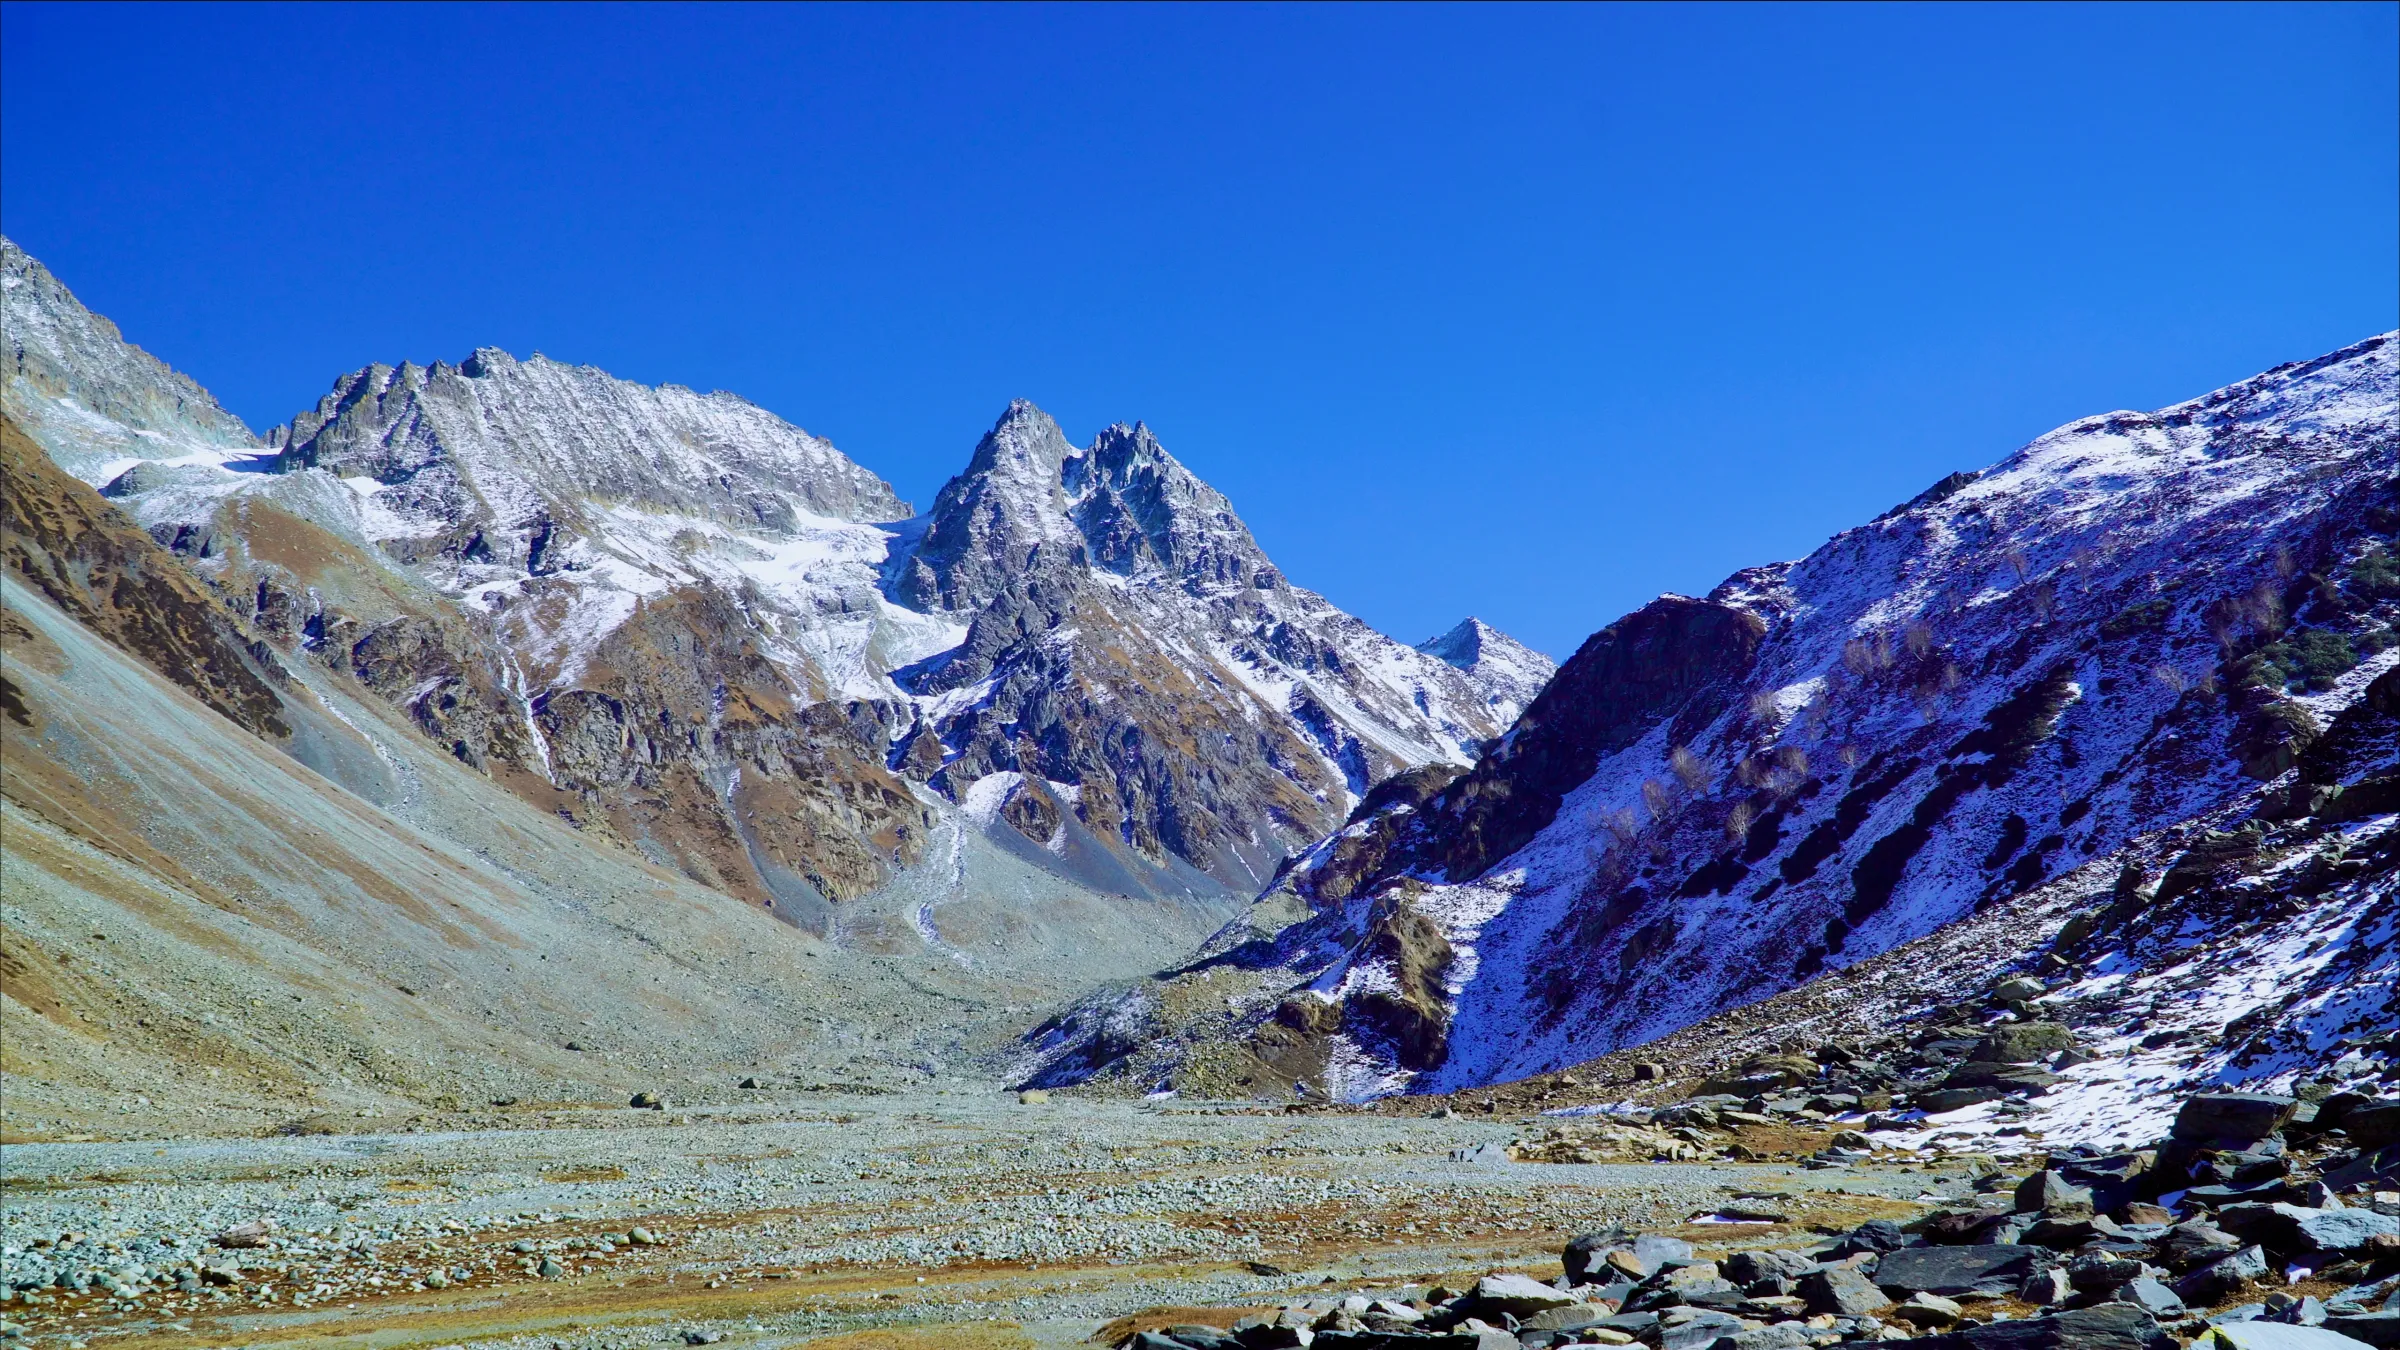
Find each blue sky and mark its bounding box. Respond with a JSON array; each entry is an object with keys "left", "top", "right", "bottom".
[{"left": 4, "top": 3, "right": 2393, "bottom": 658}]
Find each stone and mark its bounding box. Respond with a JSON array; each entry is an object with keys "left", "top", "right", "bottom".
[
  {"left": 2325, "top": 1313, "right": 2400, "bottom": 1347},
  {"left": 2123, "top": 1204, "right": 2175, "bottom": 1226},
  {"left": 1946, "top": 1062, "right": 2066, "bottom": 1093},
  {"left": 1523, "top": 1303, "right": 1615, "bottom": 1331},
  {"left": 1799, "top": 1265, "right": 1892, "bottom": 1316},
  {"left": 2175, "top": 1245, "right": 2270, "bottom": 1304},
  {"left": 536, "top": 1256, "right": 564, "bottom": 1278},
  {"left": 1631, "top": 1235, "right": 1697, "bottom": 1272},
  {"left": 1922, "top": 1087, "right": 2007, "bottom": 1114},
  {"left": 2156, "top": 1221, "right": 2242, "bottom": 1271},
  {"left": 2326, "top": 1146, "right": 2400, "bottom": 1193},
  {"left": 1725, "top": 1250, "right": 1820, "bottom": 1286},
  {"left": 737, "top": 1077, "right": 763, "bottom": 1089},
  {"left": 627, "top": 1227, "right": 660, "bottom": 1246},
  {"left": 2216, "top": 1203, "right": 2400, "bottom": 1257},
  {"left": 1993, "top": 978, "right": 2048, "bottom": 1002},
  {"left": 1892, "top": 1294, "right": 1966, "bottom": 1329},
  {"left": 2113, "top": 1278, "right": 2184, "bottom": 1317},
  {"left": 212, "top": 1220, "right": 276, "bottom": 1249},
  {"left": 2066, "top": 1254, "right": 2149, "bottom": 1292},
  {"left": 2203, "top": 1327, "right": 2383, "bottom": 1350},
  {"left": 1973, "top": 1024, "right": 2077, "bottom": 1064},
  {"left": 1564, "top": 1231, "right": 1635, "bottom": 1284},
  {"left": 2339, "top": 1102, "right": 2400, "bottom": 1148},
  {"left": 2026, "top": 1213, "right": 2125, "bottom": 1249},
  {"left": 2264, "top": 1295, "right": 2329, "bottom": 1327},
  {"left": 1635, "top": 1063, "right": 1665, "bottom": 1081},
  {"left": 1910, "top": 1303, "right": 2173, "bottom": 1350},
  {"left": 1712, "top": 1325, "right": 1814, "bottom": 1350},
  {"left": 1874, "top": 1246, "right": 2054, "bottom": 1297},
  {"left": 2018, "top": 1171, "right": 2096, "bottom": 1216},
  {"left": 2022, "top": 1268, "right": 2073, "bottom": 1306},
  {"left": 1658, "top": 1310, "right": 1751, "bottom": 1350},
  {"left": 1018, "top": 1089, "right": 1051, "bottom": 1105},
  {"left": 1465, "top": 1272, "right": 1580, "bottom": 1317},
  {"left": 2174, "top": 1094, "right": 2298, "bottom": 1148}
]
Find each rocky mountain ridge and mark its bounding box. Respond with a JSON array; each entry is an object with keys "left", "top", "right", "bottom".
[
  {"left": 0, "top": 233, "right": 1548, "bottom": 944},
  {"left": 1020, "top": 331, "right": 2400, "bottom": 1105}
]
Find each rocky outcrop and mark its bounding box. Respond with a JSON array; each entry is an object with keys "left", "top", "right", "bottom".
[{"left": 1, "top": 237, "right": 259, "bottom": 483}]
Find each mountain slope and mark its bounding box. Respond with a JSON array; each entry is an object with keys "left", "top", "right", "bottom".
[{"left": 1021, "top": 332, "right": 2400, "bottom": 1100}]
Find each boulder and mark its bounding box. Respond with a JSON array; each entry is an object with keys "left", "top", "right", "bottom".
[
  {"left": 1908, "top": 1302, "right": 2174, "bottom": 1350},
  {"left": 2067, "top": 1255, "right": 2150, "bottom": 1292},
  {"left": 1462, "top": 1272, "right": 1579, "bottom": 1318},
  {"left": 1659, "top": 1311, "right": 1751, "bottom": 1350},
  {"left": 1633, "top": 1234, "right": 1698, "bottom": 1272},
  {"left": 1840, "top": 1219, "right": 1911, "bottom": 1254},
  {"left": 2023, "top": 1268, "right": 2074, "bottom": 1305},
  {"left": 1874, "top": 1245, "right": 2055, "bottom": 1296},
  {"left": 2058, "top": 1153, "right": 2153, "bottom": 1213},
  {"left": 1922, "top": 1087, "right": 2008, "bottom": 1114},
  {"left": 2349, "top": 1103, "right": 2400, "bottom": 1149},
  {"left": 2325, "top": 1313, "right": 2400, "bottom": 1348},
  {"left": 1799, "top": 1264, "right": 1893, "bottom": 1316},
  {"left": 1522, "top": 1303, "right": 1616, "bottom": 1332},
  {"left": 2026, "top": 1213, "right": 2127, "bottom": 1249},
  {"left": 2018, "top": 1171, "right": 2098, "bottom": 1216},
  {"left": 2201, "top": 1325, "right": 2387, "bottom": 1350},
  {"left": 2156, "top": 1221, "right": 2243, "bottom": 1271},
  {"left": 2114, "top": 1278, "right": 2186, "bottom": 1317},
  {"left": 2324, "top": 1146, "right": 2400, "bottom": 1193},
  {"left": 2174, "top": 1095, "right": 2299, "bottom": 1149},
  {"left": 2265, "top": 1297, "right": 2329, "bottom": 1328},
  {"left": 1974, "top": 1024, "right": 2079, "bottom": 1064},
  {"left": 1892, "top": 1293, "right": 1967, "bottom": 1329},
  {"left": 2216, "top": 1203, "right": 2400, "bottom": 1257},
  {"left": 1947, "top": 1062, "right": 2066, "bottom": 1093},
  {"left": 1564, "top": 1231, "right": 1630, "bottom": 1284},
  {"left": 2176, "top": 1245, "right": 2270, "bottom": 1304},
  {"left": 1708, "top": 1325, "right": 1814, "bottom": 1350},
  {"left": 1724, "top": 1249, "right": 1820, "bottom": 1286}
]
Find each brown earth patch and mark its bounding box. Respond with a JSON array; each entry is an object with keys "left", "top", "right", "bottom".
[{"left": 1090, "top": 1306, "right": 1277, "bottom": 1344}]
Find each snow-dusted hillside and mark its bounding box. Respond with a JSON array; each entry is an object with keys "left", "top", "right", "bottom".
[{"left": 1039, "top": 332, "right": 2398, "bottom": 1100}]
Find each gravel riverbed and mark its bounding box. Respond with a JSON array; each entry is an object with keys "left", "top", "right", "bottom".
[{"left": 0, "top": 1088, "right": 1947, "bottom": 1350}]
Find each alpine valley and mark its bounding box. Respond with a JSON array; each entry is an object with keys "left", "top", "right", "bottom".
[{"left": 4, "top": 232, "right": 2400, "bottom": 1350}]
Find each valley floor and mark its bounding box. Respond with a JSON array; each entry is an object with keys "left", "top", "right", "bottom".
[{"left": 0, "top": 1088, "right": 1945, "bottom": 1350}]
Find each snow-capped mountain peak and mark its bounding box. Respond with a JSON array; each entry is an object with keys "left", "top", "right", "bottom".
[{"left": 1417, "top": 618, "right": 1557, "bottom": 718}]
